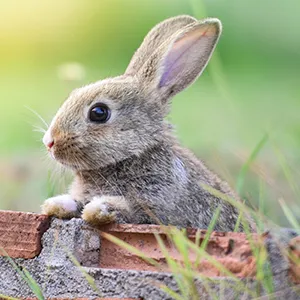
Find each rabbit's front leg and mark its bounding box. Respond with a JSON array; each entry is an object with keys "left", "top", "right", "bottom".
[
  {"left": 82, "top": 196, "right": 130, "bottom": 226},
  {"left": 41, "top": 194, "right": 80, "bottom": 218}
]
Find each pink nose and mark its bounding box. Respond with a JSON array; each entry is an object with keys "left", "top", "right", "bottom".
[{"left": 47, "top": 141, "right": 54, "bottom": 149}]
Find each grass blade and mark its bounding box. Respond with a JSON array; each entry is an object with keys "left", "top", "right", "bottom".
[
  {"left": 195, "top": 206, "right": 221, "bottom": 268},
  {"left": 233, "top": 208, "right": 243, "bottom": 233},
  {"left": 257, "top": 179, "right": 266, "bottom": 233},
  {"left": 0, "top": 248, "right": 44, "bottom": 300},
  {"left": 236, "top": 133, "right": 269, "bottom": 195},
  {"left": 23, "top": 267, "right": 44, "bottom": 299},
  {"left": 0, "top": 294, "right": 19, "bottom": 300},
  {"left": 201, "top": 206, "right": 221, "bottom": 251},
  {"left": 154, "top": 232, "right": 190, "bottom": 299},
  {"left": 101, "top": 232, "right": 161, "bottom": 269},
  {"left": 273, "top": 144, "right": 300, "bottom": 198},
  {"left": 279, "top": 198, "right": 300, "bottom": 233},
  {"left": 189, "top": 0, "right": 236, "bottom": 112},
  {"left": 160, "top": 284, "right": 184, "bottom": 300},
  {"left": 60, "top": 243, "right": 102, "bottom": 296}
]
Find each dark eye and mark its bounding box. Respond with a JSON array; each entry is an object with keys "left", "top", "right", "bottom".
[{"left": 89, "top": 103, "right": 111, "bottom": 123}]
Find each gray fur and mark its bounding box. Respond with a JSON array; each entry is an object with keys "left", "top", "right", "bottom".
[{"left": 42, "top": 16, "right": 255, "bottom": 232}]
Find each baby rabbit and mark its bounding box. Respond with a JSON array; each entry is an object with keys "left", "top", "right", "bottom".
[{"left": 41, "top": 15, "right": 254, "bottom": 232}]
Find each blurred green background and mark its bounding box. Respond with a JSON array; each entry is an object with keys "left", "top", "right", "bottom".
[{"left": 1, "top": 0, "right": 299, "bottom": 226}]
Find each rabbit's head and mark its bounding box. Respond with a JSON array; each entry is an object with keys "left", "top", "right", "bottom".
[{"left": 43, "top": 15, "right": 222, "bottom": 170}]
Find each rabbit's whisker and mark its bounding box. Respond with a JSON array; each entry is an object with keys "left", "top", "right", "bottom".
[{"left": 25, "top": 105, "right": 49, "bottom": 129}]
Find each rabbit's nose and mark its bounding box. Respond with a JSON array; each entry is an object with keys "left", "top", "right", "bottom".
[
  {"left": 43, "top": 130, "right": 54, "bottom": 149},
  {"left": 47, "top": 140, "right": 54, "bottom": 149}
]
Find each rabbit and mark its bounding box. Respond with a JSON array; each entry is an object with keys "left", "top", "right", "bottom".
[{"left": 41, "top": 15, "right": 255, "bottom": 232}]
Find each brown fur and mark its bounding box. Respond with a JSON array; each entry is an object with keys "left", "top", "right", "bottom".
[{"left": 41, "top": 16, "right": 255, "bottom": 231}]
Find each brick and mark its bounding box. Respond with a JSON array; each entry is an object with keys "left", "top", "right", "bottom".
[
  {"left": 99, "top": 223, "right": 260, "bottom": 277},
  {"left": 0, "top": 210, "right": 50, "bottom": 259}
]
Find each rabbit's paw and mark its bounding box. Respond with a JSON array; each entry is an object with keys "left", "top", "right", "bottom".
[
  {"left": 82, "top": 196, "right": 122, "bottom": 225},
  {"left": 41, "top": 194, "right": 79, "bottom": 218}
]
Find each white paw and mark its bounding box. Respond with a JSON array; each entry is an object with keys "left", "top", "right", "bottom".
[
  {"left": 41, "top": 194, "right": 78, "bottom": 218},
  {"left": 82, "top": 196, "right": 116, "bottom": 225}
]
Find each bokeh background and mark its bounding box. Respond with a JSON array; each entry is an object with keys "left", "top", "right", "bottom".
[{"left": 1, "top": 0, "right": 299, "bottom": 226}]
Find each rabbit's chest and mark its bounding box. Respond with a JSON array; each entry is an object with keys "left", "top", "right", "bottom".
[
  {"left": 72, "top": 173, "right": 126, "bottom": 201},
  {"left": 75, "top": 169, "right": 167, "bottom": 202}
]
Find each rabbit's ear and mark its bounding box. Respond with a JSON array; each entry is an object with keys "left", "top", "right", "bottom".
[
  {"left": 138, "top": 18, "right": 222, "bottom": 101},
  {"left": 125, "top": 15, "right": 197, "bottom": 76}
]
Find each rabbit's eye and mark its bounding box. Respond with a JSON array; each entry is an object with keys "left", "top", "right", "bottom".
[{"left": 89, "top": 103, "right": 111, "bottom": 123}]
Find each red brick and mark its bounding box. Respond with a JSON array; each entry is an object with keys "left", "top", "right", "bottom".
[
  {"left": 99, "top": 223, "right": 260, "bottom": 277},
  {"left": 0, "top": 210, "right": 50, "bottom": 259}
]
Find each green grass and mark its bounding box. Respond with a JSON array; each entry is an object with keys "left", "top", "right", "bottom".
[{"left": 101, "top": 189, "right": 298, "bottom": 299}]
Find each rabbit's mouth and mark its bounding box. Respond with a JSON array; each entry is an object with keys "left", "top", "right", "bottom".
[
  {"left": 51, "top": 143, "right": 94, "bottom": 171},
  {"left": 51, "top": 148, "right": 76, "bottom": 168},
  {"left": 50, "top": 151, "right": 81, "bottom": 170},
  {"left": 43, "top": 130, "right": 88, "bottom": 169},
  {"left": 48, "top": 149, "right": 55, "bottom": 161}
]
